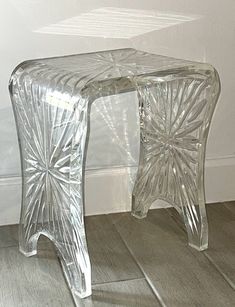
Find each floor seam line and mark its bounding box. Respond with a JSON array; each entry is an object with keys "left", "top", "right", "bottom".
[
  {"left": 92, "top": 277, "right": 146, "bottom": 287},
  {"left": 203, "top": 252, "right": 235, "bottom": 290},
  {"left": 109, "top": 215, "right": 167, "bottom": 307},
  {"left": 166, "top": 207, "right": 235, "bottom": 290},
  {"left": 0, "top": 244, "right": 18, "bottom": 249}
]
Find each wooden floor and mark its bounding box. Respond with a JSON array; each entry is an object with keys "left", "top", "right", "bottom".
[{"left": 0, "top": 202, "right": 234, "bottom": 306}]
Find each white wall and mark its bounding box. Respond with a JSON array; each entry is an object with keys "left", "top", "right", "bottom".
[{"left": 0, "top": 0, "right": 234, "bottom": 225}]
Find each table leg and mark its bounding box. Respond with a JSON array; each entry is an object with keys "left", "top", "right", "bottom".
[
  {"left": 132, "top": 70, "right": 220, "bottom": 251},
  {"left": 10, "top": 71, "right": 92, "bottom": 300}
]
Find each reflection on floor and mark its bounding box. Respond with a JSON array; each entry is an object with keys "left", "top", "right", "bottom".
[{"left": 0, "top": 202, "right": 234, "bottom": 306}]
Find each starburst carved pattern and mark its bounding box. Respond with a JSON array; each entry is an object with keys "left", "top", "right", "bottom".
[
  {"left": 10, "top": 64, "right": 91, "bottom": 299},
  {"left": 132, "top": 73, "right": 220, "bottom": 250},
  {"left": 9, "top": 48, "right": 220, "bottom": 304}
]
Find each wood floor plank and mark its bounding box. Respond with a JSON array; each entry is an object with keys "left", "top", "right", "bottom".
[
  {"left": 0, "top": 218, "right": 151, "bottom": 307},
  {"left": 204, "top": 203, "right": 235, "bottom": 289},
  {"left": 0, "top": 224, "right": 18, "bottom": 248},
  {"left": 85, "top": 215, "right": 143, "bottom": 284},
  {"left": 77, "top": 279, "right": 160, "bottom": 307},
  {"left": 224, "top": 201, "right": 235, "bottom": 215},
  {"left": 167, "top": 203, "right": 235, "bottom": 289},
  {"left": 0, "top": 246, "right": 74, "bottom": 307},
  {"left": 0, "top": 215, "right": 143, "bottom": 286},
  {"left": 110, "top": 209, "right": 235, "bottom": 307}
]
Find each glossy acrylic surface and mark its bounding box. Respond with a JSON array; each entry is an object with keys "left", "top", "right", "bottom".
[{"left": 9, "top": 48, "right": 220, "bottom": 302}]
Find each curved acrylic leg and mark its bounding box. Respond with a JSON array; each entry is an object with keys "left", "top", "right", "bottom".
[
  {"left": 19, "top": 209, "right": 91, "bottom": 298},
  {"left": 17, "top": 107, "right": 92, "bottom": 298},
  {"left": 132, "top": 70, "right": 220, "bottom": 251},
  {"left": 19, "top": 224, "right": 39, "bottom": 257},
  {"left": 10, "top": 67, "right": 92, "bottom": 301}
]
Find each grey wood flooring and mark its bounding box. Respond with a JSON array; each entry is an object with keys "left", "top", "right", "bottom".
[{"left": 0, "top": 203, "right": 234, "bottom": 306}]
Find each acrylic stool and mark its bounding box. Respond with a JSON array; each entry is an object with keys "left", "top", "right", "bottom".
[{"left": 9, "top": 48, "right": 220, "bottom": 303}]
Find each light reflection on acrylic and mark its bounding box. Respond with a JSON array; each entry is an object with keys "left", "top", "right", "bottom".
[{"left": 34, "top": 7, "right": 201, "bottom": 38}]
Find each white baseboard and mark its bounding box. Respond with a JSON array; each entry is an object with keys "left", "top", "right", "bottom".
[
  {"left": 205, "top": 155, "right": 235, "bottom": 203},
  {"left": 0, "top": 155, "right": 235, "bottom": 225}
]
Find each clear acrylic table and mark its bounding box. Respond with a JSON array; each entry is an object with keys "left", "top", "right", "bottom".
[{"left": 9, "top": 48, "right": 220, "bottom": 303}]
